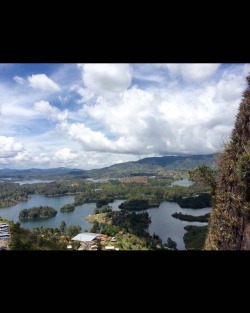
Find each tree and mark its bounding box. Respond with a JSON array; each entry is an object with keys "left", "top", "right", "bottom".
[
  {"left": 96, "top": 237, "right": 102, "bottom": 250},
  {"left": 189, "top": 165, "right": 218, "bottom": 196},
  {"left": 205, "top": 74, "right": 250, "bottom": 250},
  {"left": 90, "top": 221, "right": 101, "bottom": 233},
  {"left": 165, "top": 237, "right": 177, "bottom": 250},
  {"left": 60, "top": 221, "right": 67, "bottom": 234},
  {"left": 67, "top": 225, "right": 81, "bottom": 237}
]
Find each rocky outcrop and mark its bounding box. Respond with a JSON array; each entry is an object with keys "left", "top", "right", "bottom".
[{"left": 205, "top": 75, "right": 250, "bottom": 250}]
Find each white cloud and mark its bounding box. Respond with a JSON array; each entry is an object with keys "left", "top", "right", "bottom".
[
  {"left": 34, "top": 100, "right": 68, "bottom": 122},
  {"left": 28, "top": 74, "right": 60, "bottom": 92},
  {"left": 54, "top": 148, "right": 77, "bottom": 162},
  {"left": 71, "top": 67, "right": 246, "bottom": 156},
  {"left": 13, "top": 75, "right": 26, "bottom": 85},
  {"left": 1, "top": 63, "right": 250, "bottom": 169},
  {"left": 0, "top": 136, "right": 25, "bottom": 158},
  {"left": 77, "top": 63, "right": 132, "bottom": 99},
  {"left": 164, "top": 63, "right": 221, "bottom": 82},
  {"left": 213, "top": 72, "right": 246, "bottom": 102},
  {"left": 70, "top": 84, "right": 95, "bottom": 103},
  {"left": 59, "top": 121, "right": 113, "bottom": 152},
  {"left": 243, "top": 63, "right": 250, "bottom": 76}
]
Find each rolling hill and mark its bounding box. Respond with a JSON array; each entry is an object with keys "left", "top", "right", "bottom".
[{"left": 0, "top": 154, "right": 217, "bottom": 180}]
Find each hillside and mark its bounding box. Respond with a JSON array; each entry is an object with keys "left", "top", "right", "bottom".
[
  {"left": 205, "top": 75, "right": 250, "bottom": 250},
  {"left": 0, "top": 167, "right": 89, "bottom": 179},
  {"left": 0, "top": 154, "right": 216, "bottom": 180},
  {"left": 87, "top": 154, "right": 217, "bottom": 178}
]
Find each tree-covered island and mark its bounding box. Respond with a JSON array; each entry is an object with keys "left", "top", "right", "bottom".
[{"left": 19, "top": 206, "right": 57, "bottom": 220}]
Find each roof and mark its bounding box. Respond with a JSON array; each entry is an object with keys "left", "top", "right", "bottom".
[
  {"left": 72, "top": 232, "right": 101, "bottom": 242},
  {"left": 105, "top": 246, "right": 115, "bottom": 250}
]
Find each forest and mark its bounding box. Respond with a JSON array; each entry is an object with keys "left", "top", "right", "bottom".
[
  {"left": 0, "top": 176, "right": 211, "bottom": 210},
  {"left": 176, "top": 192, "right": 211, "bottom": 208},
  {"left": 172, "top": 212, "right": 210, "bottom": 222},
  {"left": 60, "top": 203, "right": 75, "bottom": 212},
  {"left": 183, "top": 225, "right": 208, "bottom": 249}
]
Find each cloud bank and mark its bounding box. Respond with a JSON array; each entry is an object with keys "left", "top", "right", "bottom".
[{"left": 0, "top": 63, "right": 248, "bottom": 169}]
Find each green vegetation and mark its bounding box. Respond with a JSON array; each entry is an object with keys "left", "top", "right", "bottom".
[
  {"left": 60, "top": 203, "right": 75, "bottom": 212},
  {"left": 119, "top": 198, "right": 150, "bottom": 211},
  {"left": 96, "top": 198, "right": 114, "bottom": 207},
  {"left": 20, "top": 180, "right": 90, "bottom": 196},
  {"left": 176, "top": 193, "right": 211, "bottom": 209},
  {"left": 204, "top": 75, "right": 250, "bottom": 250},
  {"left": 66, "top": 225, "right": 82, "bottom": 237},
  {"left": 88, "top": 210, "right": 164, "bottom": 250},
  {"left": 5, "top": 218, "right": 82, "bottom": 250},
  {"left": 19, "top": 206, "right": 57, "bottom": 220},
  {"left": 0, "top": 155, "right": 216, "bottom": 181},
  {"left": 0, "top": 167, "right": 89, "bottom": 180},
  {"left": 0, "top": 182, "right": 29, "bottom": 207},
  {"left": 87, "top": 154, "right": 216, "bottom": 178},
  {"left": 165, "top": 237, "right": 177, "bottom": 250},
  {"left": 0, "top": 172, "right": 211, "bottom": 212},
  {"left": 183, "top": 225, "right": 208, "bottom": 250},
  {"left": 0, "top": 154, "right": 217, "bottom": 250},
  {"left": 8, "top": 221, "right": 66, "bottom": 250},
  {"left": 60, "top": 221, "right": 67, "bottom": 234},
  {"left": 172, "top": 212, "right": 210, "bottom": 222},
  {"left": 189, "top": 165, "right": 218, "bottom": 196},
  {"left": 94, "top": 205, "right": 112, "bottom": 214}
]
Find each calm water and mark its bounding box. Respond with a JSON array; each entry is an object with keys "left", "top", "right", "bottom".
[
  {"left": 171, "top": 178, "right": 194, "bottom": 187},
  {"left": 147, "top": 203, "right": 210, "bottom": 250},
  {"left": 14, "top": 180, "right": 55, "bottom": 185},
  {"left": 0, "top": 195, "right": 210, "bottom": 250}
]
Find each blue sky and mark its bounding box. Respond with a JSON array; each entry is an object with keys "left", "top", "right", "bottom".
[{"left": 0, "top": 63, "right": 249, "bottom": 169}]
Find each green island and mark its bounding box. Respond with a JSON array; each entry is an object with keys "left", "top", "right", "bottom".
[
  {"left": 176, "top": 192, "right": 211, "bottom": 209},
  {"left": 183, "top": 225, "right": 208, "bottom": 250},
  {"left": 0, "top": 182, "right": 30, "bottom": 208},
  {"left": 119, "top": 199, "right": 150, "bottom": 211},
  {"left": 60, "top": 203, "right": 75, "bottom": 212},
  {"left": 172, "top": 212, "right": 210, "bottom": 222},
  {"left": 19, "top": 206, "right": 57, "bottom": 220}
]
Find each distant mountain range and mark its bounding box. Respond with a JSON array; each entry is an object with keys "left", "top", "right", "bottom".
[
  {"left": 0, "top": 154, "right": 217, "bottom": 179},
  {"left": 0, "top": 167, "right": 89, "bottom": 179},
  {"left": 88, "top": 154, "right": 217, "bottom": 178}
]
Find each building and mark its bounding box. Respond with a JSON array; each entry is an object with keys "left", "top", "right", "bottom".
[{"left": 72, "top": 232, "right": 102, "bottom": 242}]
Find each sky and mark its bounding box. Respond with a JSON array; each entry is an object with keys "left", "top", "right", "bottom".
[{"left": 0, "top": 63, "right": 249, "bottom": 170}]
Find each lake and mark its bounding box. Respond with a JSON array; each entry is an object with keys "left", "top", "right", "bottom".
[
  {"left": 0, "top": 194, "right": 211, "bottom": 250},
  {"left": 171, "top": 178, "right": 194, "bottom": 187},
  {"left": 13, "top": 180, "right": 55, "bottom": 185}
]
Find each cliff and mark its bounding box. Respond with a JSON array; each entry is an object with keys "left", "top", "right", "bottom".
[{"left": 205, "top": 75, "right": 250, "bottom": 250}]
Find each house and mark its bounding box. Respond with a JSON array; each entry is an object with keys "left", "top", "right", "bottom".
[
  {"left": 72, "top": 232, "right": 102, "bottom": 250},
  {"left": 105, "top": 246, "right": 116, "bottom": 250},
  {"left": 71, "top": 232, "right": 102, "bottom": 242}
]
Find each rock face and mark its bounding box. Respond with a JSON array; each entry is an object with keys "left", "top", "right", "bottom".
[
  {"left": 241, "top": 223, "right": 250, "bottom": 250},
  {"left": 205, "top": 75, "right": 250, "bottom": 250}
]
